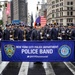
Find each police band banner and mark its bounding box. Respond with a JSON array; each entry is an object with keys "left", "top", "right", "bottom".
[{"left": 1, "top": 41, "right": 75, "bottom": 62}]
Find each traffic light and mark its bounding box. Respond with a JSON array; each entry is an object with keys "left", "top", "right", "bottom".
[{"left": 5, "top": 3, "right": 7, "bottom": 7}]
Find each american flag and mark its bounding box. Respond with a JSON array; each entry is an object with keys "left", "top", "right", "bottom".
[
  {"left": 6, "top": 3, "right": 10, "bottom": 16},
  {"left": 35, "top": 16, "right": 47, "bottom": 27}
]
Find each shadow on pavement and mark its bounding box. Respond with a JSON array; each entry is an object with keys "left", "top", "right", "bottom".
[{"left": 28, "top": 62, "right": 46, "bottom": 75}]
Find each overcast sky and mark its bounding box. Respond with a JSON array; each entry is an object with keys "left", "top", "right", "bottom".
[{"left": 27, "top": 0, "right": 42, "bottom": 21}]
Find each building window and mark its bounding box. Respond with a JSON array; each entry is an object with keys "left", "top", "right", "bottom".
[
  {"left": 71, "top": 2, "right": 73, "bottom": 5},
  {"left": 67, "top": 7, "right": 73, "bottom": 10},
  {"left": 67, "top": 2, "right": 70, "bottom": 5},
  {"left": 56, "top": 0, "right": 59, "bottom": 3},
  {"left": 67, "top": 11, "right": 73, "bottom": 16},
  {"left": 52, "top": 5, "right": 55, "bottom": 8},
  {"left": 60, "top": 7, "right": 63, "bottom": 11},
  {"left": 67, "top": 1, "right": 73, "bottom": 5},
  {"left": 52, "top": 14, "right": 54, "bottom": 18},
  {"left": 56, "top": 4, "right": 59, "bottom": 7},
  {"left": 60, "top": 19, "right": 63, "bottom": 22},
  {"left": 56, "top": 13, "right": 59, "bottom": 17},
  {"left": 67, "top": 18, "right": 73, "bottom": 22},
  {"left": 60, "top": 0, "right": 63, "bottom": 2},
  {"left": 52, "top": 10, "right": 55, "bottom": 13},
  {"left": 60, "top": 12, "right": 63, "bottom": 16},
  {"left": 60, "top": 23, "right": 63, "bottom": 26},
  {"left": 71, "top": 12, "right": 73, "bottom": 16},
  {"left": 60, "top": 2, "right": 63, "bottom": 6},
  {"left": 56, "top": 9, "right": 59, "bottom": 12},
  {"left": 52, "top": 1, "right": 55, "bottom": 4}
]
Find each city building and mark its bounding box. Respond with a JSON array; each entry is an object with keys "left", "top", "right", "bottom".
[
  {"left": 47, "top": 0, "right": 75, "bottom": 26},
  {"left": 11, "top": 0, "right": 28, "bottom": 24},
  {"left": 38, "top": 0, "right": 47, "bottom": 18},
  {"left": 3, "top": 1, "right": 11, "bottom": 25}
]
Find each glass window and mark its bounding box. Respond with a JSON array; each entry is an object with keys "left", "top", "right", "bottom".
[
  {"left": 60, "top": 12, "right": 63, "bottom": 16},
  {"left": 60, "top": 19, "right": 63, "bottom": 22},
  {"left": 67, "top": 18, "right": 73, "bottom": 22},
  {"left": 60, "top": 3, "right": 63, "bottom": 6},
  {"left": 52, "top": 14, "right": 54, "bottom": 18},
  {"left": 67, "top": 12, "right": 69, "bottom": 16},
  {"left": 67, "top": 2, "right": 70, "bottom": 5},
  {"left": 52, "top": 5, "right": 55, "bottom": 8},
  {"left": 56, "top": 4, "right": 59, "bottom": 7},
  {"left": 56, "top": 13, "right": 59, "bottom": 17},
  {"left": 56, "top": 9, "right": 59, "bottom": 12},
  {"left": 56, "top": 0, "right": 59, "bottom": 3},
  {"left": 60, "top": 0, "right": 63, "bottom": 1},
  {"left": 71, "top": 2, "right": 73, "bottom": 5},
  {"left": 71, "top": 12, "right": 73, "bottom": 16},
  {"left": 60, "top": 7, "right": 63, "bottom": 11}
]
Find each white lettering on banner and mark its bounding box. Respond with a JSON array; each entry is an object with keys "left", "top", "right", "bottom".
[
  {"left": 16, "top": 46, "right": 21, "bottom": 48},
  {"left": 40, "top": 49, "right": 53, "bottom": 54},
  {"left": 21, "top": 49, "right": 38, "bottom": 54}
]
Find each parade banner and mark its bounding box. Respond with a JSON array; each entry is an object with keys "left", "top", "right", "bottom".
[{"left": 1, "top": 41, "right": 75, "bottom": 62}]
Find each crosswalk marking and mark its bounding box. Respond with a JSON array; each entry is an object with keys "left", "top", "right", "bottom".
[
  {"left": 0, "top": 62, "right": 9, "bottom": 74},
  {"left": 64, "top": 62, "right": 75, "bottom": 75},
  {"left": 43, "top": 62, "right": 56, "bottom": 75},
  {"left": 18, "top": 62, "right": 29, "bottom": 75}
]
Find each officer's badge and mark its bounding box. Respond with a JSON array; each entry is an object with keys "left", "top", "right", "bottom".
[{"left": 4, "top": 44, "right": 15, "bottom": 58}]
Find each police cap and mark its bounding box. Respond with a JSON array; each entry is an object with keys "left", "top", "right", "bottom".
[
  {"left": 6, "top": 24, "right": 10, "bottom": 27},
  {"left": 20, "top": 23, "right": 24, "bottom": 27}
]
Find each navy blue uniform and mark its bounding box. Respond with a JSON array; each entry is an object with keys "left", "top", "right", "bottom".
[
  {"left": 2, "top": 29, "right": 10, "bottom": 40},
  {"left": 18, "top": 29, "right": 24, "bottom": 40},
  {"left": 65, "top": 28, "right": 71, "bottom": 40},
  {"left": 31, "top": 29, "right": 41, "bottom": 40},
  {"left": 71, "top": 29, "right": 75, "bottom": 40},
  {"left": 14, "top": 28, "right": 19, "bottom": 40},
  {"left": 50, "top": 27, "right": 58, "bottom": 40}
]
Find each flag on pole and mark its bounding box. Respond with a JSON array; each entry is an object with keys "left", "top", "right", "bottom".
[
  {"left": 35, "top": 16, "right": 47, "bottom": 27},
  {"left": 6, "top": 3, "right": 10, "bottom": 16}
]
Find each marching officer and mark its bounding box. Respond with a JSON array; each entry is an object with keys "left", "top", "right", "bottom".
[
  {"left": 13, "top": 23, "right": 20, "bottom": 40},
  {"left": 26, "top": 26, "right": 31, "bottom": 41},
  {"left": 31, "top": 23, "right": 42, "bottom": 41},
  {"left": 65, "top": 25, "right": 72, "bottom": 40},
  {"left": 2, "top": 24, "right": 10, "bottom": 40},
  {"left": 50, "top": 25, "right": 58, "bottom": 40},
  {"left": 18, "top": 24, "right": 26, "bottom": 40},
  {"left": 9, "top": 24, "right": 15, "bottom": 40},
  {"left": 71, "top": 26, "right": 75, "bottom": 40},
  {"left": 31, "top": 23, "right": 43, "bottom": 64},
  {"left": 61, "top": 26, "right": 66, "bottom": 40}
]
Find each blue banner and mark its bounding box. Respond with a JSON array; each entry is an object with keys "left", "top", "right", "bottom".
[
  {"left": 12, "top": 20, "right": 20, "bottom": 24},
  {"left": 1, "top": 41, "right": 75, "bottom": 62}
]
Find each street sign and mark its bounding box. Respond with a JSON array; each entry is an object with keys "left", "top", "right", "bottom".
[
  {"left": 1, "top": 40, "right": 75, "bottom": 62},
  {"left": 12, "top": 20, "right": 20, "bottom": 24}
]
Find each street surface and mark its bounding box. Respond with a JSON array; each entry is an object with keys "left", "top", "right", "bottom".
[{"left": 0, "top": 61, "right": 75, "bottom": 75}]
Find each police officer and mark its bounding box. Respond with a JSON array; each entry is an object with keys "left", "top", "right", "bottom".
[
  {"left": 65, "top": 25, "right": 72, "bottom": 40},
  {"left": 18, "top": 23, "right": 25, "bottom": 40},
  {"left": 43, "top": 25, "right": 51, "bottom": 40},
  {"left": 2, "top": 24, "right": 10, "bottom": 40},
  {"left": 31, "top": 23, "right": 43, "bottom": 64},
  {"left": 13, "top": 24, "right": 20, "bottom": 40},
  {"left": 50, "top": 25, "right": 58, "bottom": 40},
  {"left": 31, "top": 23, "right": 41, "bottom": 40},
  {"left": 60, "top": 26, "right": 66, "bottom": 40},
  {"left": 71, "top": 26, "right": 75, "bottom": 40},
  {"left": 26, "top": 26, "right": 31, "bottom": 41},
  {"left": 9, "top": 24, "right": 15, "bottom": 40}
]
